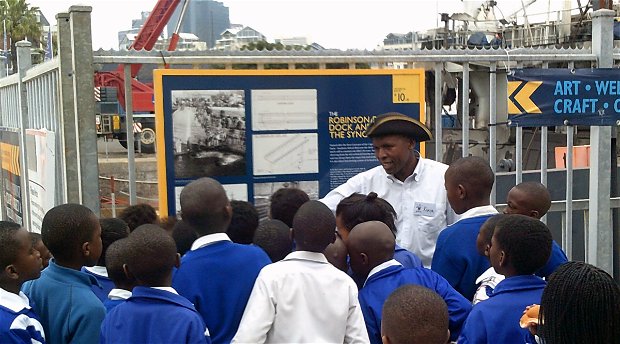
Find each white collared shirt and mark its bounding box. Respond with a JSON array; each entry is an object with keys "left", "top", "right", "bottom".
[
  {"left": 107, "top": 288, "right": 132, "bottom": 301},
  {"left": 0, "top": 288, "right": 32, "bottom": 313},
  {"left": 151, "top": 287, "right": 179, "bottom": 295},
  {"left": 0, "top": 288, "right": 46, "bottom": 340},
  {"left": 320, "top": 157, "right": 455, "bottom": 267},
  {"left": 232, "top": 251, "right": 369, "bottom": 344},
  {"left": 84, "top": 265, "right": 108, "bottom": 277},
  {"left": 364, "top": 259, "right": 402, "bottom": 287},
  {"left": 190, "top": 233, "right": 231, "bottom": 251},
  {"left": 458, "top": 205, "right": 499, "bottom": 221}
]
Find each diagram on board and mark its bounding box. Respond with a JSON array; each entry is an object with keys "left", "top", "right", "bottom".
[
  {"left": 251, "top": 89, "right": 318, "bottom": 130},
  {"left": 252, "top": 133, "right": 318, "bottom": 175}
]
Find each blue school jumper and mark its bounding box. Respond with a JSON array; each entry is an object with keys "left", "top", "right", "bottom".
[
  {"left": 173, "top": 240, "right": 271, "bottom": 344},
  {"left": 359, "top": 264, "right": 472, "bottom": 344},
  {"left": 0, "top": 289, "right": 46, "bottom": 344},
  {"left": 432, "top": 214, "right": 494, "bottom": 300},
  {"left": 101, "top": 287, "right": 210, "bottom": 344},
  {"left": 458, "top": 275, "right": 546, "bottom": 344},
  {"left": 536, "top": 240, "right": 568, "bottom": 278},
  {"left": 22, "top": 259, "right": 105, "bottom": 344},
  {"left": 81, "top": 267, "right": 115, "bottom": 303},
  {"left": 394, "top": 244, "right": 423, "bottom": 268}
]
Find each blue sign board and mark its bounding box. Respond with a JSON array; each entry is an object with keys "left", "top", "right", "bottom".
[{"left": 508, "top": 68, "right": 620, "bottom": 126}]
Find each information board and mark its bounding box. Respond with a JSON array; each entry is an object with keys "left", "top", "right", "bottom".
[
  {"left": 154, "top": 70, "right": 426, "bottom": 217},
  {"left": 508, "top": 68, "right": 620, "bottom": 126},
  {"left": 0, "top": 129, "right": 23, "bottom": 225}
]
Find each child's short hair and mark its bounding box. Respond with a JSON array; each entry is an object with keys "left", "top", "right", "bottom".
[
  {"left": 98, "top": 218, "right": 130, "bottom": 266},
  {"left": 476, "top": 214, "right": 508, "bottom": 256},
  {"left": 124, "top": 224, "right": 177, "bottom": 286},
  {"left": 447, "top": 156, "right": 494, "bottom": 201},
  {"left": 335, "top": 192, "right": 397, "bottom": 235},
  {"left": 382, "top": 285, "right": 449, "bottom": 344},
  {"left": 0, "top": 220, "right": 23, "bottom": 268},
  {"left": 269, "top": 188, "right": 309, "bottom": 228},
  {"left": 493, "top": 215, "right": 552, "bottom": 275},
  {"left": 252, "top": 219, "right": 291, "bottom": 262},
  {"left": 512, "top": 182, "right": 552, "bottom": 218},
  {"left": 227, "top": 200, "right": 259, "bottom": 244},
  {"left": 119, "top": 203, "right": 159, "bottom": 231},
  {"left": 539, "top": 261, "right": 620, "bottom": 344},
  {"left": 292, "top": 201, "right": 335, "bottom": 253},
  {"left": 171, "top": 220, "right": 198, "bottom": 256},
  {"left": 41, "top": 203, "right": 98, "bottom": 262},
  {"left": 105, "top": 238, "right": 130, "bottom": 286}
]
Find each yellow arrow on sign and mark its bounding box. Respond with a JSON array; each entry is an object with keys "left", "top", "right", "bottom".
[{"left": 508, "top": 81, "right": 542, "bottom": 114}]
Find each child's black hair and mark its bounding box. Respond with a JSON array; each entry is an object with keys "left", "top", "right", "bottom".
[
  {"left": 514, "top": 182, "right": 552, "bottom": 217},
  {"left": 124, "top": 224, "right": 177, "bottom": 287},
  {"left": 292, "top": 201, "right": 335, "bottom": 253},
  {"left": 493, "top": 214, "right": 552, "bottom": 275},
  {"left": 41, "top": 203, "right": 98, "bottom": 262},
  {"left": 0, "top": 221, "right": 23, "bottom": 268},
  {"left": 98, "top": 218, "right": 130, "bottom": 266},
  {"left": 253, "top": 219, "right": 291, "bottom": 262},
  {"left": 171, "top": 220, "right": 198, "bottom": 256},
  {"left": 479, "top": 214, "right": 509, "bottom": 247},
  {"left": 447, "top": 156, "right": 494, "bottom": 201},
  {"left": 539, "top": 261, "right": 620, "bottom": 344},
  {"left": 335, "top": 192, "right": 397, "bottom": 235},
  {"left": 119, "top": 203, "right": 159, "bottom": 231},
  {"left": 269, "top": 188, "right": 309, "bottom": 228},
  {"left": 227, "top": 200, "right": 259, "bottom": 244},
  {"left": 105, "top": 238, "right": 130, "bottom": 286},
  {"left": 382, "top": 284, "right": 449, "bottom": 344}
]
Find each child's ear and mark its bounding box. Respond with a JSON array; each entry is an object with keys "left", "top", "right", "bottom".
[
  {"left": 381, "top": 335, "right": 391, "bottom": 344},
  {"left": 4, "top": 264, "right": 19, "bottom": 280},
  {"left": 361, "top": 253, "right": 369, "bottom": 266},
  {"left": 82, "top": 241, "right": 92, "bottom": 258},
  {"left": 123, "top": 264, "right": 135, "bottom": 281},
  {"left": 499, "top": 250, "right": 507, "bottom": 267},
  {"left": 530, "top": 210, "right": 540, "bottom": 218},
  {"left": 484, "top": 244, "right": 491, "bottom": 257},
  {"left": 457, "top": 184, "right": 467, "bottom": 199},
  {"left": 174, "top": 253, "right": 181, "bottom": 269}
]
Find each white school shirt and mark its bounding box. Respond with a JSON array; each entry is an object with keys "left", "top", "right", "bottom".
[
  {"left": 232, "top": 251, "right": 369, "bottom": 344},
  {"left": 0, "top": 288, "right": 46, "bottom": 340},
  {"left": 321, "top": 156, "right": 455, "bottom": 267}
]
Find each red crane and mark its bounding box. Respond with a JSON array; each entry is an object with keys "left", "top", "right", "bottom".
[{"left": 94, "top": 0, "right": 188, "bottom": 112}]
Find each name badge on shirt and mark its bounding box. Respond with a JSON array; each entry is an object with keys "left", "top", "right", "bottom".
[{"left": 413, "top": 202, "right": 436, "bottom": 217}]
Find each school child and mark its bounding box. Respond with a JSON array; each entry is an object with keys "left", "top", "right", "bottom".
[
  {"left": 472, "top": 214, "right": 507, "bottom": 304},
  {"left": 30, "top": 232, "right": 52, "bottom": 269},
  {"left": 22, "top": 203, "right": 105, "bottom": 344},
  {"left": 232, "top": 201, "right": 369, "bottom": 343},
  {"left": 381, "top": 285, "right": 450, "bottom": 344},
  {"left": 171, "top": 220, "right": 198, "bottom": 256},
  {"left": 532, "top": 261, "right": 620, "bottom": 344},
  {"left": 102, "top": 238, "right": 134, "bottom": 312},
  {"left": 336, "top": 192, "right": 422, "bottom": 268},
  {"left": 347, "top": 221, "right": 471, "bottom": 344},
  {"left": 100, "top": 225, "right": 210, "bottom": 343},
  {"left": 252, "top": 219, "right": 292, "bottom": 262},
  {"left": 431, "top": 156, "right": 498, "bottom": 300},
  {"left": 458, "top": 214, "right": 552, "bottom": 343},
  {"left": 82, "top": 217, "right": 130, "bottom": 302},
  {"left": 323, "top": 234, "right": 348, "bottom": 272},
  {"left": 269, "top": 187, "right": 309, "bottom": 228},
  {"left": 504, "top": 181, "right": 568, "bottom": 277},
  {"left": 0, "top": 221, "right": 46, "bottom": 343},
  {"left": 119, "top": 203, "right": 159, "bottom": 231},
  {"left": 173, "top": 178, "right": 271, "bottom": 344},
  {"left": 227, "top": 200, "right": 259, "bottom": 244}
]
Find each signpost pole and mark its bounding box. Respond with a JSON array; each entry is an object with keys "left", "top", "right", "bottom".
[{"left": 589, "top": 9, "right": 614, "bottom": 274}]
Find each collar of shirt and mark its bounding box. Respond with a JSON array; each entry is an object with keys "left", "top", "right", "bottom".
[
  {"left": 386, "top": 152, "right": 424, "bottom": 183},
  {"left": 364, "top": 259, "right": 402, "bottom": 287},
  {"left": 283, "top": 251, "right": 329, "bottom": 264},
  {"left": 108, "top": 288, "right": 132, "bottom": 300},
  {"left": 47, "top": 259, "right": 102, "bottom": 288},
  {"left": 190, "top": 232, "right": 231, "bottom": 251},
  {"left": 458, "top": 205, "right": 498, "bottom": 221},
  {"left": 0, "top": 288, "right": 31, "bottom": 313},
  {"left": 151, "top": 287, "right": 179, "bottom": 295},
  {"left": 84, "top": 265, "right": 108, "bottom": 277}
]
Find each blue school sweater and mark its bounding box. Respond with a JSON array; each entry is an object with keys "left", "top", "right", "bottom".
[
  {"left": 101, "top": 287, "right": 210, "bottom": 344},
  {"left": 431, "top": 214, "right": 494, "bottom": 300},
  {"left": 458, "top": 275, "right": 546, "bottom": 344},
  {"left": 22, "top": 259, "right": 105, "bottom": 344},
  {"left": 0, "top": 289, "right": 47, "bottom": 344},
  {"left": 536, "top": 240, "right": 568, "bottom": 278},
  {"left": 81, "top": 267, "right": 115, "bottom": 303},
  {"left": 359, "top": 263, "right": 472, "bottom": 344},
  {"left": 394, "top": 244, "right": 422, "bottom": 268},
  {"left": 172, "top": 240, "right": 271, "bottom": 344}
]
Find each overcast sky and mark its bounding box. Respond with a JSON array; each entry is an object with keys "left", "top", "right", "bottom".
[{"left": 31, "top": 0, "right": 578, "bottom": 50}]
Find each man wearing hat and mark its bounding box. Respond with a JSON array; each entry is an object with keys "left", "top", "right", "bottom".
[{"left": 320, "top": 112, "right": 455, "bottom": 267}]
